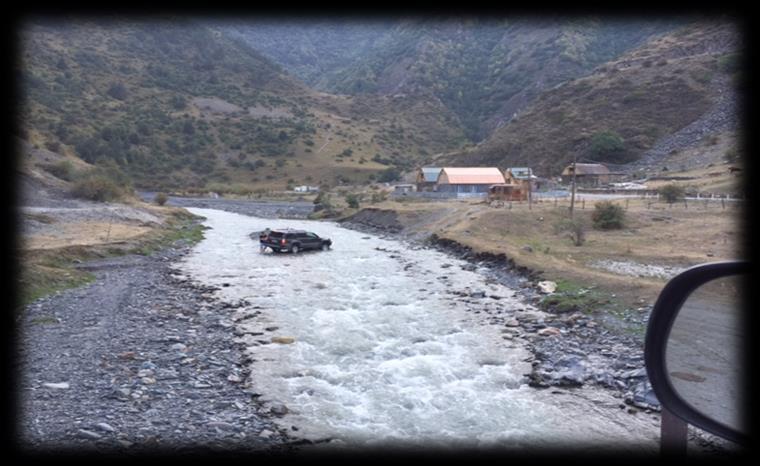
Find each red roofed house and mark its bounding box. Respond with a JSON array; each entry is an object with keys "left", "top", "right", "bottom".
[{"left": 436, "top": 167, "right": 506, "bottom": 194}]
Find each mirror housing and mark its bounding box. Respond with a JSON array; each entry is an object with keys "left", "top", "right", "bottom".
[{"left": 645, "top": 261, "right": 750, "bottom": 446}]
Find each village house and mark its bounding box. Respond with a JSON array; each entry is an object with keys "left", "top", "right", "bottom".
[
  {"left": 393, "top": 184, "right": 416, "bottom": 194},
  {"left": 436, "top": 167, "right": 506, "bottom": 194},
  {"left": 487, "top": 183, "right": 528, "bottom": 201},
  {"left": 561, "top": 163, "right": 615, "bottom": 187},
  {"left": 416, "top": 167, "right": 442, "bottom": 192},
  {"left": 293, "top": 185, "right": 320, "bottom": 193}
]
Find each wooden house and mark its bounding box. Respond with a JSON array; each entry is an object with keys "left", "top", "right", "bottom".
[
  {"left": 561, "top": 163, "right": 612, "bottom": 187},
  {"left": 416, "top": 167, "right": 442, "bottom": 192},
  {"left": 436, "top": 167, "right": 506, "bottom": 194}
]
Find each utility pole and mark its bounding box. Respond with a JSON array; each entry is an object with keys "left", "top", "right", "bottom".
[
  {"left": 528, "top": 168, "right": 533, "bottom": 210},
  {"left": 569, "top": 153, "right": 577, "bottom": 218}
]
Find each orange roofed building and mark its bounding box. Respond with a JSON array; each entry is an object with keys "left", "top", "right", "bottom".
[{"left": 436, "top": 167, "right": 506, "bottom": 194}]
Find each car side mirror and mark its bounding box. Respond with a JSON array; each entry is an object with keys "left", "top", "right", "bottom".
[{"left": 645, "top": 261, "right": 750, "bottom": 452}]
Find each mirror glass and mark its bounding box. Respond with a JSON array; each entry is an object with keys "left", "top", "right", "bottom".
[{"left": 665, "top": 274, "right": 745, "bottom": 434}]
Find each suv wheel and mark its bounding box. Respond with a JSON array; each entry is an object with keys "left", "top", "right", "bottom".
[{"left": 291, "top": 244, "right": 300, "bottom": 254}]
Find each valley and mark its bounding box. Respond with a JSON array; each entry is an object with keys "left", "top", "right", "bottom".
[{"left": 13, "top": 14, "right": 747, "bottom": 456}]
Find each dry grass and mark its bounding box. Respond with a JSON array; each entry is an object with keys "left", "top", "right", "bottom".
[
  {"left": 22, "top": 222, "right": 153, "bottom": 250},
  {"left": 373, "top": 196, "right": 744, "bottom": 310}
]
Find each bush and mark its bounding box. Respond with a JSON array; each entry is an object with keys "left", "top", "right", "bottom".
[
  {"left": 313, "top": 191, "right": 332, "bottom": 209},
  {"left": 658, "top": 184, "right": 685, "bottom": 204},
  {"left": 43, "top": 160, "right": 76, "bottom": 181},
  {"left": 70, "top": 174, "right": 123, "bottom": 202},
  {"left": 377, "top": 167, "right": 401, "bottom": 183},
  {"left": 555, "top": 217, "right": 586, "bottom": 246},
  {"left": 592, "top": 201, "right": 625, "bottom": 230},
  {"left": 154, "top": 192, "right": 169, "bottom": 206},
  {"left": 345, "top": 193, "right": 360, "bottom": 209}
]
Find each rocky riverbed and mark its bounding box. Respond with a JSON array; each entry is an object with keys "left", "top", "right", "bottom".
[{"left": 17, "top": 237, "right": 300, "bottom": 454}]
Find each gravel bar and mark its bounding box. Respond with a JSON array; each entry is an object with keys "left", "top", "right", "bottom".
[{"left": 16, "top": 240, "right": 301, "bottom": 455}]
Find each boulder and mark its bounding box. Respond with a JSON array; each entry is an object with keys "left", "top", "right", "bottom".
[{"left": 537, "top": 281, "right": 557, "bottom": 294}]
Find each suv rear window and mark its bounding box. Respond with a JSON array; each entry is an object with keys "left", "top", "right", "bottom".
[{"left": 268, "top": 232, "right": 284, "bottom": 238}]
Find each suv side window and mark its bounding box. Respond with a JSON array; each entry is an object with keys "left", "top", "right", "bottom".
[{"left": 306, "top": 233, "right": 318, "bottom": 239}]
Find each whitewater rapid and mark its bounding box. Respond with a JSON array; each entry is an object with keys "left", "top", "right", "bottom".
[{"left": 175, "top": 208, "right": 660, "bottom": 451}]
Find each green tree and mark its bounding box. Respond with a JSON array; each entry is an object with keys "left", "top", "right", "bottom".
[
  {"left": 588, "top": 130, "right": 629, "bottom": 163},
  {"left": 658, "top": 184, "right": 685, "bottom": 203}
]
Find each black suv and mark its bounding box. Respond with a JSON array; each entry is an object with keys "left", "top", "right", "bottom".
[{"left": 259, "top": 229, "right": 332, "bottom": 253}]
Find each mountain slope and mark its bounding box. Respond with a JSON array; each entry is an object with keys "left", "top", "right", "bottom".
[
  {"left": 437, "top": 19, "right": 742, "bottom": 176},
  {"left": 233, "top": 17, "right": 679, "bottom": 141},
  {"left": 17, "top": 18, "right": 468, "bottom": 191}
]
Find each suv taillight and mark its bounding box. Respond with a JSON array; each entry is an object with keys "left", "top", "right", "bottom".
[{"left": 280, "top": 238, "right": 286, "bottom": 245}]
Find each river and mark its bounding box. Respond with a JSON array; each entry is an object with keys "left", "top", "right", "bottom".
[{"left": 175, "top": 207, "right": 661, "bottom": 452}]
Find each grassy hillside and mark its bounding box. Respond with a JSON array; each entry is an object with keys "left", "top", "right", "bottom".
[
  {"left": 17, "top": 18, "right": 468, "bottom": 193},
  {"left": 439, "top": 19, "right": 742, "bottom": 176}
]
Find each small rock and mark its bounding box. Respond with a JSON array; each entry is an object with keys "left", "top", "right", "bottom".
[
  {"left": 537, "top": 281, "right": 557, "bottom": 294},
  {"left": 207, "top": 421, "right": 237, "bottom": 431},
  {"left": 258, "top": 429, "right": 274, "bottom": 438},
  {"left": 538, "top": 327, "right": 561, "bottom": 337},
  {"left": 170, "top": 343, "right": 187, "bottom": 352},
  {"left": 43, "top": 382, "right": 70, "bottom": 390},
  {"left": 522, "top": 245, "right": 533, "bottom": 253},
  {"left": 227, "top": 374, "right": 243, "bottom": 383},
  {"left": 271, "top": 336, "right": 295, "bottom": 344},
  {"left": 96, "top": 422, "right": 116, "bottom": 433},
  {"left": 270, "top": 403, "right": 289, "bottom": 415},
  {"left": 78, "top": 429, "right": 102, "bottom": 440},
  {"left": 504, "top": 319, "right": 520, "bottom": 327}
]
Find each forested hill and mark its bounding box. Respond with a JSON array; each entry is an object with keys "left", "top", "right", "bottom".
[
  {"left": 17, "top": 18, "right": 468, "bottom": 191},
  {"left": 231, "top": 17, "right": 680, "bottom": 141}
]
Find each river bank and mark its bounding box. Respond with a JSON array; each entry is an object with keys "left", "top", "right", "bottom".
[{"left": 16, "top": 238, "right": 299, "bottom": 454}]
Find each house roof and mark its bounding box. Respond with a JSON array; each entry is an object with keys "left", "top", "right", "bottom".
[
  {"left": 439, "top": 167, "right": 505, "bottom": 185},
  {"left": 563, "top": 163, "right": 611, "bottom": 175},
  {"left": 419, "top": 167, "right": 442, "bottom": 183},
  {"left": 507, "top": 167, "right": 533, "bottom": 179}
]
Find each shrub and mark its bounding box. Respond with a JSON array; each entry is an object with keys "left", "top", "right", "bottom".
[
  {"left": 70, "top": 174, "right": 123, "bottom": 202},
  {"left": 313, "top": 191, "right": 332, "bottom": 210},
  {"left": 345, "top": 193, "right": 360, "bottom": 209},
  {"left": 43, "top": 160, "right": 76, "bottom": 181},
  {"left": 592, "top": 201, "right": 625, "bottom": 230},
  {"left": 377, "top": 167, "right": 401, "bottom": 183},
  {"left": 154, "top": 192, "right": 169, "bottom": 206},
  {"left": 658, "top": 184, "right": 685, "bottom": 204},
  {"left": 555, "top": 217, "right": 586, "bottom": 246}
]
